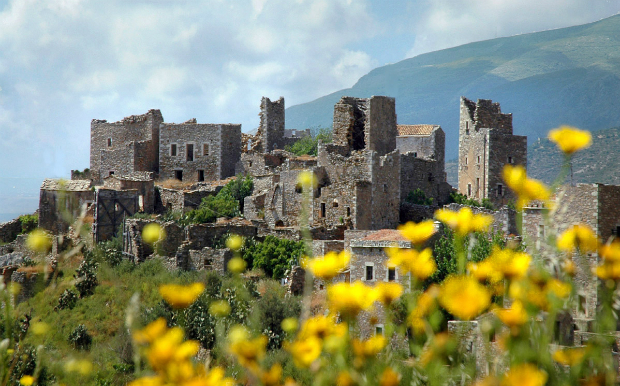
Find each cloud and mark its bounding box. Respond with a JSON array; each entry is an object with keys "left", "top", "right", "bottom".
[{"left": 405, "top": 0, "right": 620, "bottom": 57}]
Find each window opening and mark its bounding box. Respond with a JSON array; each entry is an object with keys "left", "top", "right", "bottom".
[
  {"left": 346, "top": 207, "right": 351, "bottom": 217},
  {"left": 171, "top": 144, "right": 177, "bottom": 157},
  {"left": 198, "top": 170, "right": 205, "bottom": 182},
  {"left": 109, "top": 171, "right": 114, "bottom": 176},
  {"left": 388, "top": 267, "right": 396, "bottom": 282},
  {"left": 467, "top": 183, "right": 472, "bottom": 197},
  {"left": 366, "top": 265, "right": 374, "bottom": 281},
  {"left": 203, "top": 143, "right": 209, "bottom": 156},
  {"left": 375, "top": 325, "right": 384, "bottom": 336},
  {"left": 107, "top": 138, "right": 112, "bottom": 147},
  {"left": 175, "top": 170, "right": 183, "bottom": 181},
  {"left": 320, "top": 203, "right": 326, "bottom": 218},
  {"left": 186, "top": 144, "right": 194, "bottom": 161},
  {"left": 497, "top": 184, "right": 503, "bottom": 196}
]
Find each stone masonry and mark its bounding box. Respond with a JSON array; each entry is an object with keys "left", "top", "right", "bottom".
[{"left": 458, "top": 97, "right": 527, "bottom": 208}]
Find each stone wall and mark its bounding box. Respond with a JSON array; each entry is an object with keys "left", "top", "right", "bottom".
[
  {"left": 400, "top": 154, "right": 451, "bottom": 205},
  {"left": 188, "top": 247, "right": 232, "bottom": 273},
  {"left": 39, "top": 181, "right": 94, "bottom": 235},
  {"left": 0, "top": 218, "right": 22, "bottom": 243},
  {"left": 103, "top": 175, "right": 155, "bottom": 213},
  {"left": 396, "top": 127, "right": 445, "bottom": 164},
  {"left": 159, "top": 123, "right": 241, "bottom": 182},
  {"left": 259, "top": 97, "right": 285, "bottom": 153},
  {"left": 90, "top": 110, "right": 162, "bottom": 183},
  {"left": 443, "top": 203, "right": 518, "bottom": 235}
]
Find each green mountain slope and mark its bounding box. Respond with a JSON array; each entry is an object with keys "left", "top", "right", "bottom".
[{"left": 286, "top": 15, "right": 620, "bottom": 159}]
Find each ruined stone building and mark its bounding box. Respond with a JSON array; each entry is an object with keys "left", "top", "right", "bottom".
[
  {"left": 458, "top": 97, "right": 527, "bottom": 208},
  {"left": 90, "top": 110, "right": 241, "bottom": 184},
  {"left": 39, "top": 179, "right": 93, "bottom": 234}
]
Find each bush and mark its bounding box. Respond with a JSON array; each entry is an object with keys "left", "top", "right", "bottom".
[
  {"left": 406, "top": 188, "right": 434, "bottom": 206},
  {"left": 10, "top": 345, "right": 54, "bottom": 386},
  {"left": 285, "top": 127, "right": 332, "bottom": 156},
  {"left": 18, "top": 214, "right": 38, "bottom": 235},
  {"left": 449, "top": 192, "right": 495, "bottom": 210},
  {"left": 220, "top": 175, "right": 253, "bottom": 213},
  {"left": 68, "top": 324, "right": 92, "bottom": 350},
  {"left": 242, "top": 236, "right": 306, "bottom": 279},
  {"left": 256, "top": 282, "right": 301, "bottom": 349},
  {"left": 183, "top": 294, "right": 216, "bottom": 350},
  {"left": 183, "top": 192, "right": 239, "bottom": 224},
  {"left": 55, "top": 288, "right": 79, "bottom": 311},
  {"left": 74, "top": 258, "right": 99, "bottom": 297}
]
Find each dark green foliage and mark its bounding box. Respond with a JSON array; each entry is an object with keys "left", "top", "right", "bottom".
[
  {"left": 449, "top": 192, "right": 494, "bottom": 210},
  {"left": 219, "top": 175, "right": 253, "bottom": 213},
  {"left": 242, "top": 236, "right": 306, "bottom": 279},
  {"left": 55, "top": 288, "right": 78, "bottom": 311},
  {"left": 429, "top": 229, "right": 508, "bottom": 286},
  {"left": 74, "top": 258, "right": 99, "bottom": 298},
  {"left": 142, "top": 300, "right": 175, "bottom": 327},
  {"left": 183, "top": 193, "right": 239, "bottom": 224},
  {"left": 285, "top": 127, "right": 332, "bottom": 156},
  {"left": 68, "top": 324, "right": 92, "bottom": 350},
  {"left": 256, "top": 282, "right": 301, "bottom": 349},
  {"left": 183, "top": 294, "right": 216, "bottom": 349},
  {"left": 72, "top": 168, "right": 90, "bottom": 179},
  {"left": 90, "top": 237, "right": 123, "bottom": 267},
  {"left": 204, "top": 271, "right": 222, "bottom": 299},
  {"left": 406, "top": 188, "right": 434, "bottom": 206},
  {"left": 18, "top": 214, "right": 38, "bottom": 235},
  {"left": 10, "top": 345, "right": 54, "bottom": 386}
]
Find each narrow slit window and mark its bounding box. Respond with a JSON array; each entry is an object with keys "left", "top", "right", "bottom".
[
  {"left": 186, "top": 144, "right": 194, "bottom": 161},
  {"left": 171, "top": 144, "right": 177, "bottom": 157},
  {"left": 388, "top": 267, "right": 396, "bottom": 282},
  {"left": 107, "top": 138, "right": 112, "bottom": 147},
  {"left": 175, "top": 170, "right": 183, "bottom": 181},
  {"left": 497, "top": 184, "right": 503, "bottom": 196},
  {"left": 203, "top": 143, "right": 209, "bottom": 156},
  {"left": 198, "top": 170, "right": 205, "bottom": 182},
  {"left": 320, "top": 203, "right": 326, "bottom": 218},
  {"left": 365, "top": 265, "right": 374, "bottom": 281}
]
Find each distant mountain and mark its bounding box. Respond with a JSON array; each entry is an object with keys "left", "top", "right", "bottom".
[
  {"left": 445, "top": 126, "right": 620, "bottom": 188},
  {"left": 286, "top": 14, "right": 620, "bottom": 160}
]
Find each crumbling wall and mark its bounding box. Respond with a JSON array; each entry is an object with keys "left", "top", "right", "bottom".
[
  {"left": 0, "top": 218, "right": 22, "bottom": 244},
  {"left": 396, "top": 126, "right": 445, "bottom": 164},
  {"left": 443, "top": 203, "right": 517, "bottom": 236},
  {"left": 39, "top": 182, "right": 94, "bottom": 235},
  {"left": 368, "top": 150, "right": 400, "bottom": 230},
  {"left": 259, "top": 97, "right": 285, "bottom": 153},
  {"left": 159, "top": 123, "right": 241, "bottom": 182},
  {"left": 486, "top": 131, "right": 527, "bottom": 208},
  {"left": 188, "top": 247, "right": 232, "bottom": 273},
  {"left": 90, "top": 109, "right": 163, "bottom": 183}
]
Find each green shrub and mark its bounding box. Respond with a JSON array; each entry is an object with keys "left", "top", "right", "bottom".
[
  {"left": 219, "top": 175, "right": 253, "bottom": 213},
  {"left": 10, "top": 345, "right": 54, "bottom": 386},
  {"left": 74, "top": 258, "right": 99, "bottom": 298},
  {"left": 256, "top": 282, "right": 302, "bottom": 349},
  {"left": 449, "top": 192, "right": 495, "bottom": 210},
  {"left": 68, "top": 324, "right": 92, "bottom": 350},
  {"left": 242, "top": 236, "right": 306, "bottom": 279},
  {"left": 183, "top": 192, "right": 239, "bottom": 224},
  {"left": 18, "top": 214, "right": 38, "bottom": 234},
  {"left": 406, "top": 188, "right": 434, "bottom": 206},
  {"left": 55, "top": 288, "right": 78, "bottom": 311},
  {"left": 183, "top": 294, "right": 216, "bottom": 349},
  {"left": 285, "top": 127, "right": 332, "bottom": 156}
]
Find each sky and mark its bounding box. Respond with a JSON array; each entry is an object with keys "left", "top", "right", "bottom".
[{"left": 0, "top": 0, "right": 619, "bottom": 216}]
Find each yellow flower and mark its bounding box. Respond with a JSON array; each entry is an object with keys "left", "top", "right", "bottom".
[
  {"left": 128, "top": 375, "right": 163, "bottom": 386},
  {"left": 489, "top": 247, "right": 532, "bottom": 281},
  {"left": 336, "top": 371, "right": 355, "bottom": 386},
  {"left": 19, "top": 376, "right": 35, "bottom": 386},
  {"left": 494, "top": 301, "right": 527, "bottom": 328},
  {"left": 557, "top": 224, "right": 599, "bottom": 254},
  {"left": 229, "top": 333, "right": 268, "bottom": 370},
  {"left": 502, "top": 165, "right": 550, "bottom": 208},
  {"left": 373, "top": 282, "right": 404, "bottom": 305},
  {"left": 228, "top": 257, "right": 247, "bottom": 273},
  {"left": 297, "top": 170, "right": 317, "bottom": 189},
  {"left": 286, "top": 336, "right": 322, "bottom": 368},
  {"left": 439, "top": 275, "right": 490, "bottom": 320},
  {"left": 546, "top": 279, "right": 571, "bottom": 299},
  {"left": 548, "top": 126, "right": 592, "bottom": 155},
  {"left": 553, "top": 347, "right": 586, "bottom": 366},
  {"left": 386, "top": 247, "right": 436, "bottom": 279},
  {"left": 142, "top": 223, "right": 166, "bottom": 244},
  {"left": 352, "top": 335, "right": 387, "bottom": 358},
  {"left": 302, "top": 251, "right": 350, "bottom": 280},
  {"left": 261, "top": 363, "right": 283, "bottom": 386},
  {"left": 64, "top": 358, "right": 93, "bottom": 375},
  {"left": 134, "top": 317, "right": 168, "bottom": 344},
  {"left": 435, "top": 207, "right": 493, "bottom": 236},
  {"left": 379, "top": 367, "right": 401, "bottom": 386},
  {"left": 159, "top": 282, "right": 205, "bottom": 309},
  {"left": 397, "top": 220, "right": 436, "bottom": 246},
  {"left": 209, "top": 300, "right": 231, "bottom": 317},
  {"left": 500, "top": 363, "right": 547, "bottom": 386},
  {"left": 281, "top": 318, "right": 299, "bottom": 333},
  {"left": 147, "top": 327, "right": 199, "bottom": 371},
  {"left": 594, "top": 261, "right": 620, "bottom": 280},
  {"left": 408, "top": 286, "right": 439, "bottom": 335},
  {"left": 26, "top": 229, "right": 51, "bottom": 253},
  {"left": 298, "top": 315, "right": 346, "bottom": 341},
  {"left": 30, "top": 321, "right": 49, "bottom": 336},
  {"left": 599, "top": 240, "right": 620, "bottom": 261},
  {"left": 226, "top": 235, "right": 243, "bottom": 251},
  {"left": 327, "top": 282, "right": 376, "bottom": 317}
]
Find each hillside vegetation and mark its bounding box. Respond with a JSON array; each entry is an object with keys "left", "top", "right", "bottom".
[{"left": 286, "top": 14, "right": 620, "bottom": 160}]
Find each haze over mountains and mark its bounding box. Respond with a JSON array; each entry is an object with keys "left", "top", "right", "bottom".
[{"left": 286, "top": 14, "right": 620, "bottom": 160}]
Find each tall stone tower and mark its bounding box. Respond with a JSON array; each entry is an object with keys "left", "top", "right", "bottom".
[
  {"left": 458, "top": 97, "right": 527, "bottom": 208},
  {"left": 259, "top": 97, "right": 285, "bottom": 153}
]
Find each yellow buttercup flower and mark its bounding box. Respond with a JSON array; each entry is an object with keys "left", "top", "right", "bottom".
[
  {"left": 386, "top": 247, "right": 436, "bottom": 279},
  {"left": 142, "top": 223, "right": 165, "bottom": 244},
  {"left": 261, "top": 363, "right": 283, "bottom": 386},
  {"left": 397, "top": 220, "right": 436, "bottom": 246},
  {"left": 285, "top": 336, "right": 322, "bottom": 368},
  {"left": 228, "top": 257, "right": 247, "bottom": 273},
  {"left": 281, "top": 318, "right": 299, "bottom": 333},
  {"left": 327, "top": 281, "right": 376, "bottom": 317},
  {"left": 500, "top": 363, "right": 547, "bottom": 386},
  {"left": 373, "top": 282, "right": 404, "bottom": 305},
  {"left": 594, "top": 261, "right": 620, "bottom": 280},
  {"left": 599, "top": 240, "right": 620, "bottom": 261},
  {"left": 553, "top": 347, "right": 586, "bottom": 366},
  {"left": 30, "top": 321, "right": 50, "bottom": 336},
  {"left": 379, "top": 367, "right": 401, "bottom": 386},
  {"left": 548, "top": 126, "right": 592, "bottom": 155},
  {"left": 439, "top": 275, "right": 490, "bottom": 320},
  {"left": 494, "top": 301, "right": 527, "bottom": 328},
  {"left": 159, "top": 282, "right": 205, "bottom": 309},
  {"left": 226, "top": 234, "right": 243, "bottom": 251},
  {"left": 352, "top": 335, "right": 387, "bottom": 358},
  {"left": 127, "top": 375, "right": 163, "bottom": 386},
  {"left": 409, "top": 286, "right": 439, "bottom": 334},
  {"left": 502, "top": 165, "right": 550, "bottom": 208},
  {"left": 229, "top": 333, "right": 268, "bottom": 370},
  {"left": 297, "top": 170, "right": 317, "bottom": 189},
  {"left": 546, "top": 279, "right": 571, "bottom": 299},
  {"left": 435, "top": 207, "right": 493, "bottom": 236},
  {"left": 209, "top": 300, "right": 231, "bottom": 317},
  {"left": 19, "top": 376, "right": 35, "bottom": 386},
  {"left": 557, "top": 224, "right": 599, "bottom": 254},
  {"left": 26, "top": 229, "right": 52, "bottom": 253},
  {"left": 134, "top": 318, "right": 168, "bottom": 344},
  {"left": 302, "top": 251, "right": 350, "bottom": 280},
  {"left": 298, "top": 315, "right": 346, "bottom": 341}
]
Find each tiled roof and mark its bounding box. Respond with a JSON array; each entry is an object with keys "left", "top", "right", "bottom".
[
  {"left": 41, "top": 179, "right": 92, "bottom": 191},
  {"left": 397, "top": 124, "right": 439, "bottom": 136}
]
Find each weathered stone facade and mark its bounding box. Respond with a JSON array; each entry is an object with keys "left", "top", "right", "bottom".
[
  {"left": 38, "top": 179, "right": 94, "bottom": 234},
  {"left": 103, "top": 173, "right": 155, "bottom": 213},
  {"left": 159, "top": 122, "right": 241, "bottom": 183},
  {"left": 90, "top": 110, "right": 163, "bottom": 184},
  {"left": 0, "top": 218, "right": 22, "bottom": 244},
  {"left": 458, "top": 97, "right": 527, "bottom": 208}
]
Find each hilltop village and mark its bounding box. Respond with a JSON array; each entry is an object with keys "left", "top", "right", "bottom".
[{"left": 1, "top": 95, "right": 619, "bottom": 376}]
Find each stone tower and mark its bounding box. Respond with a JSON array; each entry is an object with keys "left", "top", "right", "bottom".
[
  {"left": 458, "top": 97, "right": 527, "bottom": 208},
  {"left": 259, "top": 97, "right": 285, "bottom": 153}
]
